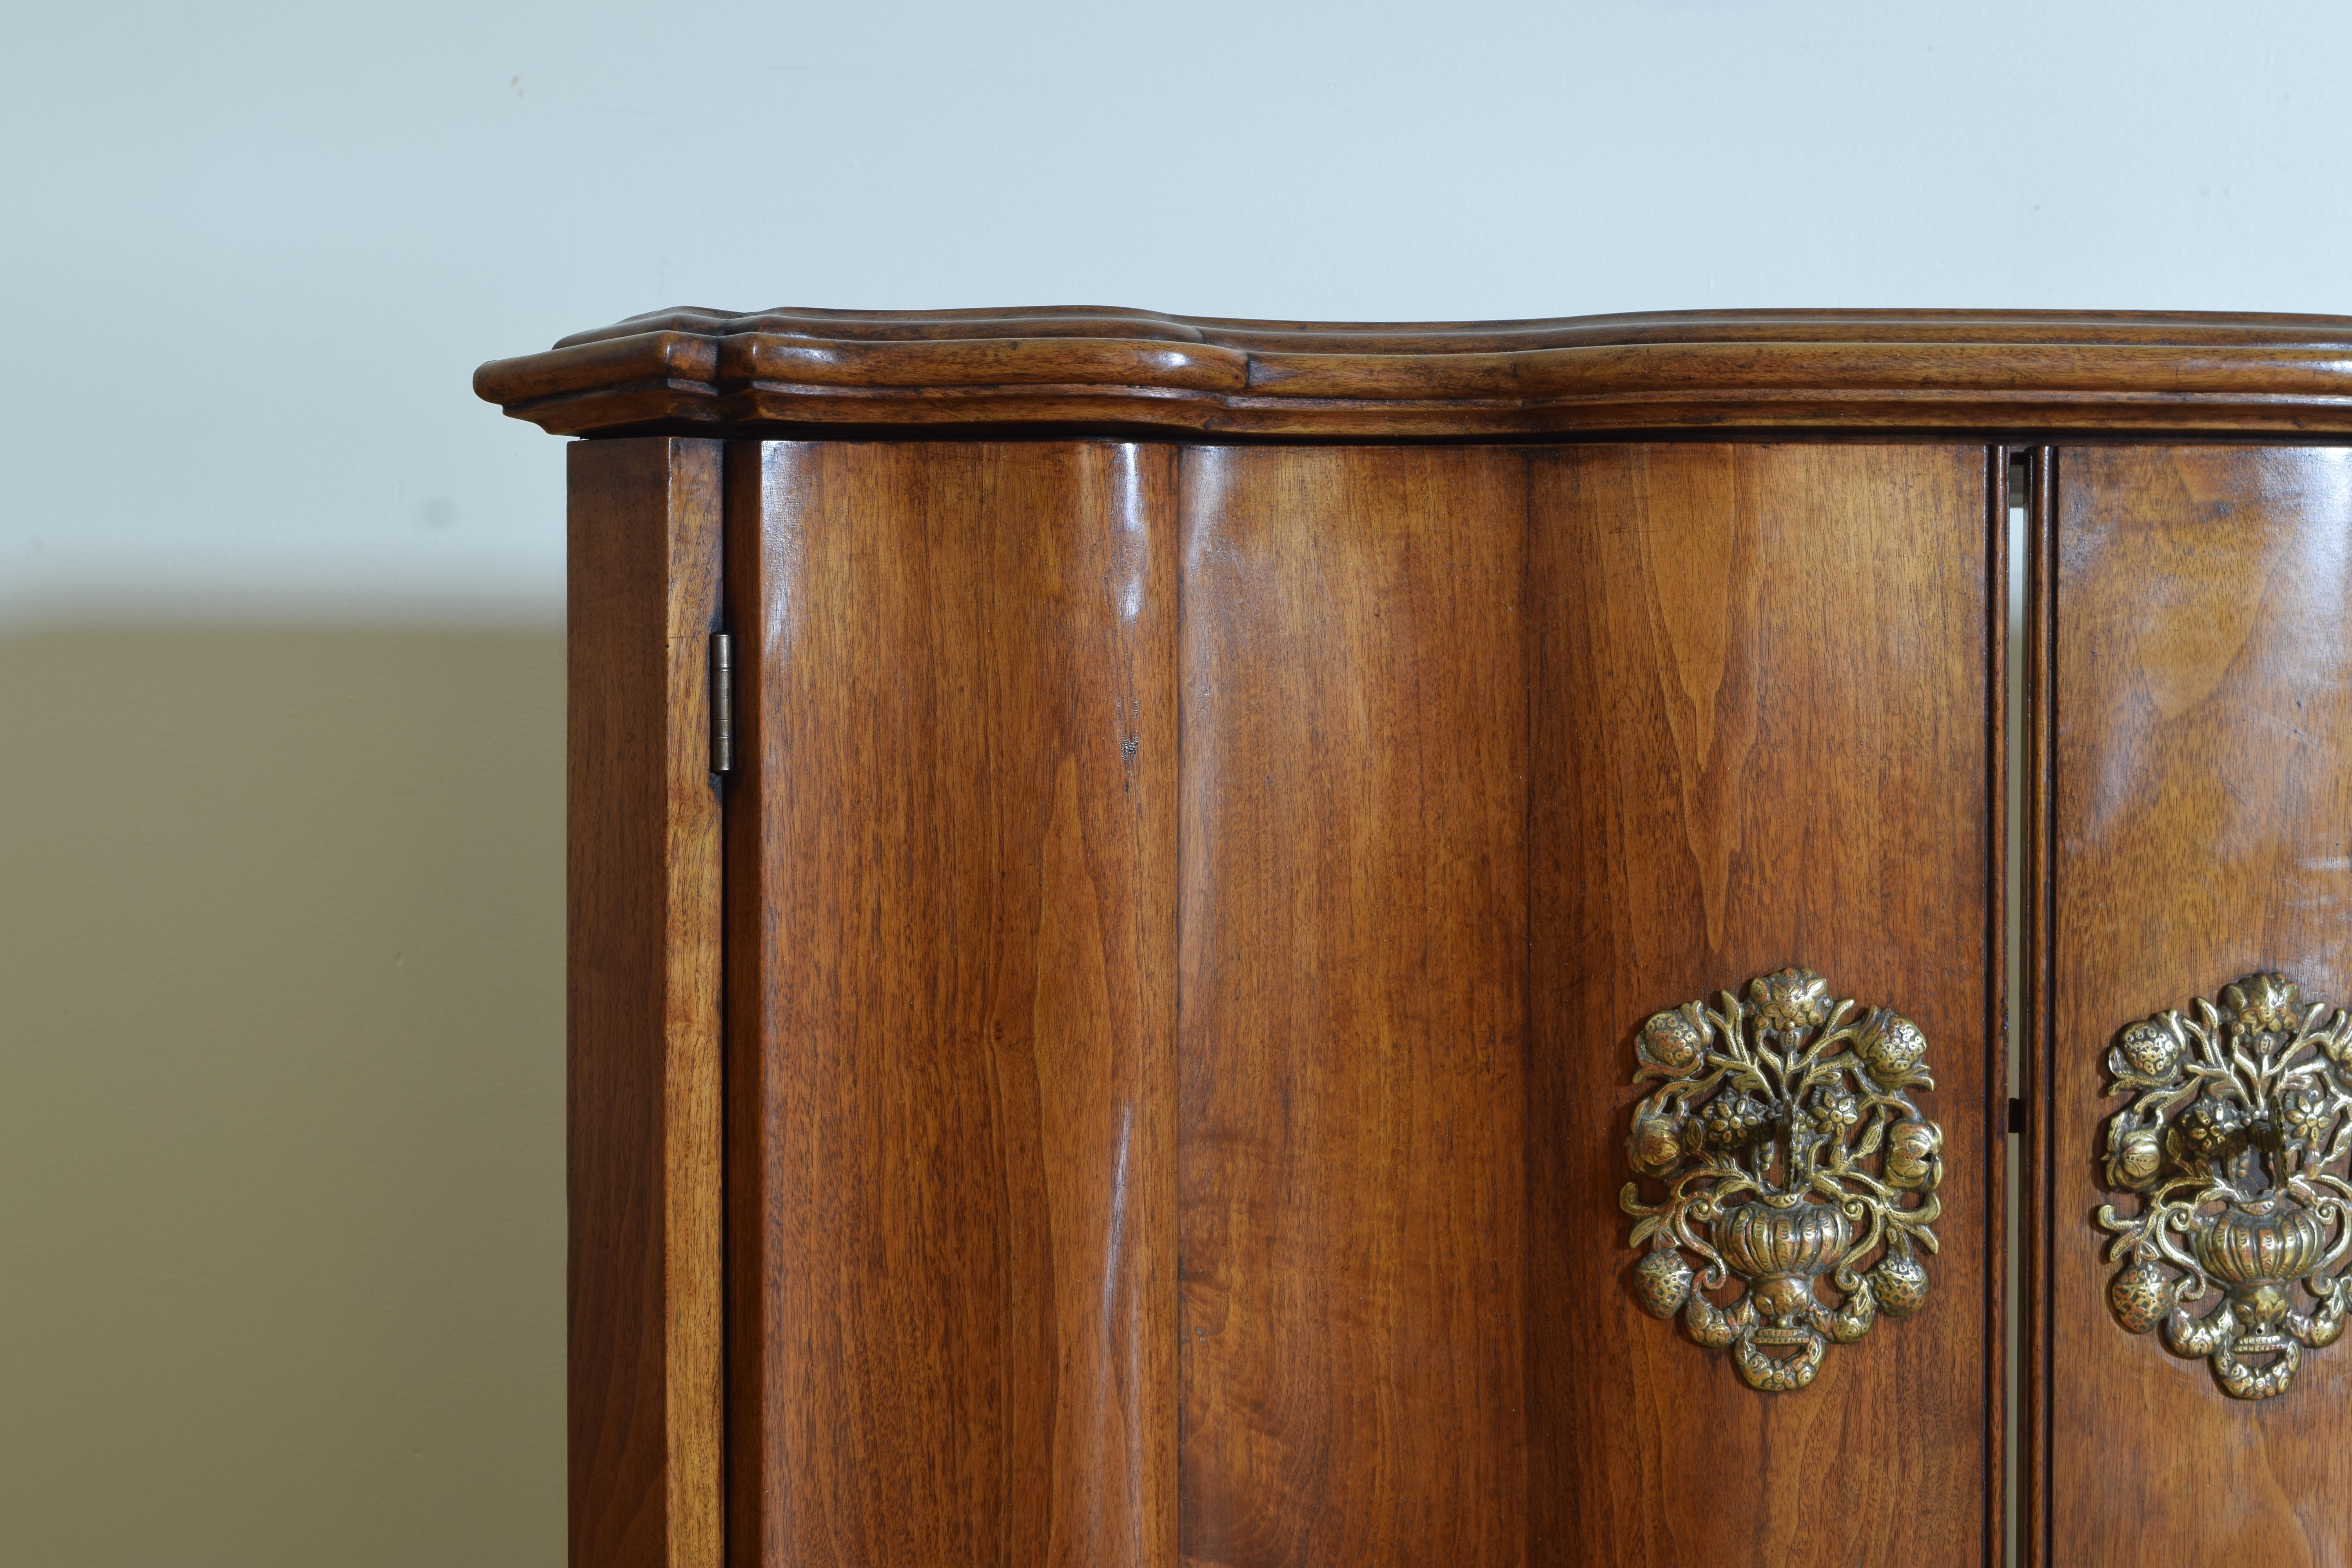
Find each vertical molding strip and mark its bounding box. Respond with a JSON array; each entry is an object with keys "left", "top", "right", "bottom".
[
  {"left": 1983, "top": 445, "right": 2010, "bottom": 1568},
  {"left": 2018, "top": 446, "right": 2058, "bottom": 1568}
]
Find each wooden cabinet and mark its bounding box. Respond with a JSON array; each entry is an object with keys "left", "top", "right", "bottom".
[{"left": 477, "top": 309, "right": 2352, "bottom": 1568}]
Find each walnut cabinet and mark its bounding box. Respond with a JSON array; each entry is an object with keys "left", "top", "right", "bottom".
[{"left": 476, "top": 308, "right": 2352, "bottom": 1567}]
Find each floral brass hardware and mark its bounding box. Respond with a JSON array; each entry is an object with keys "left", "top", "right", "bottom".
[
  {"left": 1619, "top": 968, "right": 1942, "bottom": 1392},
  {"left": 2096, "top": 973, "right": 2352, "bottom": 1400}
]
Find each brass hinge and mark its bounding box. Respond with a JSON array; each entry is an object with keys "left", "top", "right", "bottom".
[{"left": 709, "top": 632, "right": 735, "bottom": 774}]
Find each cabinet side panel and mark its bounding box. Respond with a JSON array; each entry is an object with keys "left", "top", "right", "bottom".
[
  {"left": 568, "top": 437, "right": 725, "bottom": 1568},
  {"left": 1527, "top": 443, "right": 1992, "bottom": 1568},
  {"left": 1175, "top": 446, "right": 1531, "bottom": 1568},
  {"left": 727, "top": 441, "right": 1179, "bottom": 1568},
  {"left": 2047, "top": 445, "right": 2352, "bottom": 1563}
]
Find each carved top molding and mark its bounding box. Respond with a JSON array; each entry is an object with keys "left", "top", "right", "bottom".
[{"left": 475, "top": 305, "right": 2352, "bottom": 438}]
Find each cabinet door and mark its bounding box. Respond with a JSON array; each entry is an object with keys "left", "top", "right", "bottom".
[
  {"left": 720, "top": 437, "right": 2002, "bottom": 1568},
  {"left": 2033, "top": 445, "right": 2352, "bottom": 1564}
]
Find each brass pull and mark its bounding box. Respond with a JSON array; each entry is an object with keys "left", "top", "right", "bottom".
[
  {"left": 2097, "top": 973, "right": 2352, "bottom": 1400},
  {"left": 1621, "top": 968, "right": 1942, "bottom": 1393}
]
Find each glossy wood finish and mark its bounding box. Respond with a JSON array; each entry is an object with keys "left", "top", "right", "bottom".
[
  {"left": 1528, "top": 444, "right": 1996, "bottom": 1567},
  {"left": 1169, "top": 442, "right": 2001, "bottom": 1568},
  {"left": 2019, "top": 446, "right": 2058, "bottom": 1568},
  {"left": 475, "top": 308, "right": 2352, "bottom": 439},
  {"left": 567, "top": 437, "right": 724, "bottom": 1568},
  {"left": 723, "top": 441, "right": 1179, "bottom": 1568},
  {"left": 1982, "top": 445, "right": 2013, "bottom": 1563},
  {"left": 2041, "top": 445, "right": 2352, "bottom": 1564},
  {"left": 1176, "top": 447, "right": 1530, "bottom": 1568},
  {"left": 512, "top": 303, "right": 2352, "bottom": 1568}
]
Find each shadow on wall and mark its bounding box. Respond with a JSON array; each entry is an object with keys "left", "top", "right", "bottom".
[{"left": 0, "top": 627, "right": 564, "bottom": 1568}]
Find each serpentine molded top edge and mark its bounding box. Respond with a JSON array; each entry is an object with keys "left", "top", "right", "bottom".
[{"left": 475, "top": 306, "right": 2352, "bottom": 437}]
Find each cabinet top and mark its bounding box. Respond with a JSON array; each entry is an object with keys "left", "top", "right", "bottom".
[{"left": 474, "top": 305, "right": 2352, "bottom": 439}]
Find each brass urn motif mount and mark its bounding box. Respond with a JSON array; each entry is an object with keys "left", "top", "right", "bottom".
[
  {"left": 1620, "top": 968, "right": 1942, "bottom": 1393},
  {"left": 2096, "top": 974, "right": 2352, "bottom": 1400}
]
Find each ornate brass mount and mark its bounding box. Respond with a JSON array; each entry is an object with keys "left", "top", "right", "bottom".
[
  {"left": 2096, "top": 974, "right": 2352, "bottom": 1400},
  {"left": 1620, "top": 968, "right": 1942, "bottom": 1393}
]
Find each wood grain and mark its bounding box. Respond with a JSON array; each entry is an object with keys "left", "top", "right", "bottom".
[
  {"left": 1982, "top": 445, "right": 2011, "bottom": 1568},
  {"left": 1527, "top": 443, "right": 1995, "bottom": 1568},
  {"left": 2020, "top": 445, "right": 2058, "bottom": 1568},
  {"left": 475, "top": 307, "right": 2352, "bottom": 439},
  {"left": 566, "top": 437, "right": 725, "bottom": 1568},
  {"left": 723, "top": 440, "right": 1179, "bottom": 1568},
  {"left": 1175, "top": 446, "right": 1531, "bottom": 1568},
  {"left": 2043, "top": 445, "right": 2352, "bottom": 1565}
]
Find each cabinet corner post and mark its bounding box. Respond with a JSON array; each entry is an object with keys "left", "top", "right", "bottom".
[{"left": 566, "top": 436, "right": 727, "bottom": 1568}]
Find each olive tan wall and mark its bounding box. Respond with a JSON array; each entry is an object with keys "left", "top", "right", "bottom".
[{"left": 0, "top": 630, "right": 564, "bottom": 1566}]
